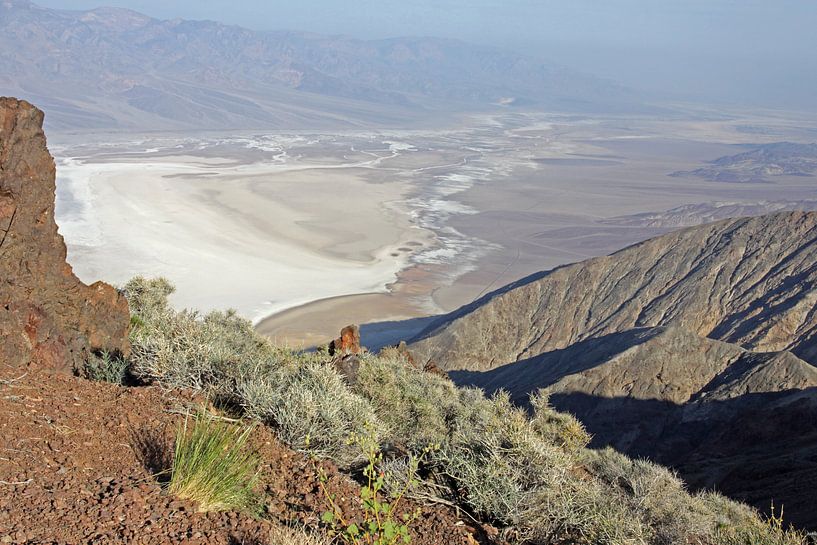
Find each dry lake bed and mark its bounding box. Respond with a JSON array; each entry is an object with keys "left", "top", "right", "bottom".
[{"left": 51, "top": 106, "right": 817, "bottom": 348}]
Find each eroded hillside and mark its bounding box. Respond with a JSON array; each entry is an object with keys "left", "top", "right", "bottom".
[{"left": 411, "top": 211, "right": 817, "bottom": 371}]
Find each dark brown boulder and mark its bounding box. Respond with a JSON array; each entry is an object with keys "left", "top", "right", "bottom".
[
  {"left": 332, "top": 354, "right": 362, "bottom": 386},
  {"left": 0, "top": 97, "right": 130, "bottom": 374}
]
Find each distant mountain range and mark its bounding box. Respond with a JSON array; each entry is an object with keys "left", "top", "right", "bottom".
[
  {"left": 671, "top": 142, "right": 817, "bottom": 182},
  {"left": 409, "top": 211, "right": 817, "bottom": 527},
  {"left": 0, "top": 0, "right": 637, "bottom": 131}
]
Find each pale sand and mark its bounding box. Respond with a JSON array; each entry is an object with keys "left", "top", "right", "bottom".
[
  {"left": 57, "top": 153, "right": 431, "bottom": 322},
  {"left": 256, "top": 293, "right": 424, "bottom": 350}
]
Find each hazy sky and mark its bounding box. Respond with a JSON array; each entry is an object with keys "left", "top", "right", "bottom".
[{"left": 36, "top": 0, "right": 817, "bottom": 109}]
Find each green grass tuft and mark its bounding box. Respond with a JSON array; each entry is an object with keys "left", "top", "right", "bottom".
[{"left": 168, "top": 408, "right": 261, "bottom": 514}]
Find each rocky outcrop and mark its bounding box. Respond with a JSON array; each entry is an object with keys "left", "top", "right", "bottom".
[
  {"left": 328, "top": 325, "right": 364, "bottom": 384},
  {"left": 452, "top": 325, "right": 817, "bottom": 455},
  {"left": 0, "top": 97, "right": 130, "bottom": 374},
  {"left": 410, "top": 211, "right": 817, "bottom": 372},
  {"left": 328, "top": 324, "right": 362, "bottom": 357},
  {"left": 453, "top": 326, "right": 817, "bottom": 411}
]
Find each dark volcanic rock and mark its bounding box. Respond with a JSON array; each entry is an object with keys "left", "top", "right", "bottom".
[
  {"left": 0, "top": 97, "right": 130, "bottom": 374},
  {"left": 328, "top": 325, "right": 364, "bottom": 384}
]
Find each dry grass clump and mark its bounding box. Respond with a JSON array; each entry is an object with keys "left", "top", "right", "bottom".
[
  {"left": 168, "top": 409, "right": 261, "bottom": 514},
  {"left": 265, "top": 524, "right": 331, "bottom": 545}
]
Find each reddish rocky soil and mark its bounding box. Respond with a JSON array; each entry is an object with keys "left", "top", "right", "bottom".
[{"left": 0, "top": 366, "right": 479, "bottom": 545}]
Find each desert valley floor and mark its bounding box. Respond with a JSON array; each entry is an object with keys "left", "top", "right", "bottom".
[{"left": 51, "top": 105, "right": 817, "bottom": 347}]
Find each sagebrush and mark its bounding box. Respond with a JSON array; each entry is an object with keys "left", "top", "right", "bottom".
[{"left": 122, "top": 277, "right": 808, "bottom": 545}]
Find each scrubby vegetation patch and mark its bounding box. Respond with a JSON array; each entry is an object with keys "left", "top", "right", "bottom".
[{"left": 120, "top": 277, "right": 809, "bottom": 545}]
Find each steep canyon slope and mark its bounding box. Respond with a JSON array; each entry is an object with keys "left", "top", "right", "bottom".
[
  {"left": 409, "top": 211, "right": 817, "bottom": 527},
  {"left": 411, "top": 211, "right": 817, "bottom": 371}
]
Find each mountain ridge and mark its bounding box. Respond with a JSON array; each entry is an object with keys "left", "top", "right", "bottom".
[{"left": 0, "top": 1, "right": 638, "bottom": 131}]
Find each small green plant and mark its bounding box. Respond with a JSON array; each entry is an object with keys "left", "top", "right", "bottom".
[
  {"left": 84, "top": 351, "right": 130, "bottom": 384},
  {"left": 317, "top": 430, "right": 429, "bottom": 545},
  {"left": 168, "top": 408, "right": 261, "bottom": 514}
]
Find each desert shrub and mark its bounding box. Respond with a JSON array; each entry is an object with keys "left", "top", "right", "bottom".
[
  {"left": 356, "top": 359, "right": 651, "bottom": 543},
  {"left": 124, "top": 276, "right": 276, "bottom": 395},
  {"left": 121, "top": 276, "right": 807, "bottom": 545},
  {"left": 354, "top": 352, "right": 464, "bottom": 446},
  {"left": 434, "top": 392, "right": 650, "bottom": 544},
  {"left": 528, "top": 390, "right": 591, "bottom": 454},
  {"left": 585, "top": 449, "right": 809, "bottom": 545},
  {"left": 169, "top": 408, "right": 261, "bottom": 514},
  {"left": 122, "top": 276, "right": 175, "bottom": 315},
  {"left": 712, "top": 516, "right": 806, "bottom": 545},
  {"left": 237, "top": 359, "right": 380, "bottom": 466},
  {"left": 123, "top": 277, "right": 377, "bottom": 463},
  {"left": 586, "top": 448, "right": 718, "bottom": 544},
  {"left": 532, "top": 475, "right": 650, "bottom": 545},
  {"left": 700, "top": 493, "right": 807, "bottom": 545},
  {"left": 84, "top": 350, "right": 130, "bottom": 384}
]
